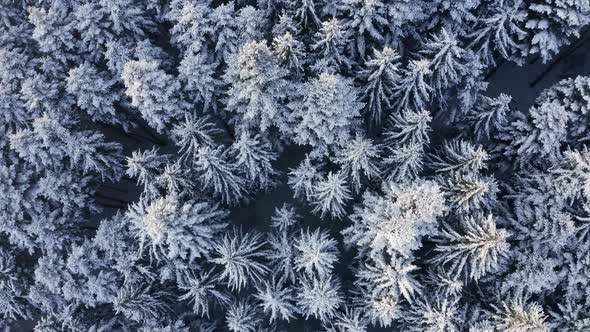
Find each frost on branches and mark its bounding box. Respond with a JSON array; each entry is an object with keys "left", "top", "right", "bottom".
[{"left": 1, "top": 0, "right": 590, "bottom": 331}]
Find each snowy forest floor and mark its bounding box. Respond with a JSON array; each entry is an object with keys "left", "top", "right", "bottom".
[{"left": 11, "top": 34, "right": 590, "bottom": 332}]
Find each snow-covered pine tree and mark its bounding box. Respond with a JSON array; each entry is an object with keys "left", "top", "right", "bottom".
[
  {"left": 224, "top": 41, "right": 294, "bottom": 134},
  {"left": 296, "top": 274, "right": 343, "bottom": 322},
  {"left": 294, "top": 228, "right": 339, "bottom": 277},
  {"left": 526, "top": 0, "right": 590, "bottom": 63},
  {"left": 335, "top": 0, "right": 389, "bottom": 59},
  {"left": 468, "top": 0, "right": 528, "bottom": 66},
  {"left": 420, "top": 28, "right": 468, "bottom": 99},
  {"left": 212, "top": 229, "right": 269, "bottom": 291},
  {"left": 432, "top": 214, "right": 511, "bottom": 280},
  {"left": 359, "top": 47, "right": 401, "bottom": 125},
  {"left": 291, "top": 73, "right": 364, "bottom": 157},
  {"left": 311, "top": 18, "right": 352, "bottom": 73},
  {"left": 122, "top": 60, "right": 186, "bottom": 133},
  {"left": 228, "top": 131, "right": 278, "bottom": 192},
  {"left": 171, "top": 113, "right": 221, "bottom": 167},
  {"left": 391, "top": 59, "right": 433, "bottom": 112},
  {"left": 254, "top": 275, "right": 298, "bottom": 323},
  {"left": 288, "top": 155, "right": 324, "bottom": 201},
  {"left": 497, "top": 99, "right": 571, "bottom": 166},
  {"left": 178, "top": 52, "right": 223, "bottom": 112},
  {"left": 66, "top": 62, "right": 129, "bottom": 129},
  {"left": 383, "top": 108, "right": 431, "bottom": 182},
  {"left": 193, "top": 146, "right": 246, "bottom": 206},
  {"left": 127, "top": 194, "right": 228, "bottom": 264},
  {"left": 469, "top": 93, "right": 512, "bottom": 140},
  {"left": 311, "top": 171, "right": 352, "bottom": 219},
  {"left": 343, "top": 180, "right": 446, "bottom": 258},
  {"left": 272, "top": 31, "right": 306, "bottom": 73},
  {"left": 334, "top": 135, "right": 382, "bottom": 193},
  {"left": 9, "top": 113, "right": 124, "bottom": 182}
]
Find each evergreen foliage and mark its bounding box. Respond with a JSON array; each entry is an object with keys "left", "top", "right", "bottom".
[{"left": 1, "top": 0, "right": 590, "bottom": 330}]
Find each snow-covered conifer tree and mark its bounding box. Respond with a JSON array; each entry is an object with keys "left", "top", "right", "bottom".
[
  {"left": 470, "top": 93, "right": 512, "bottom": 140},
  {"left": 9, "top": 113, "right": 124, "bottom": 181},
  {"left": 335, "top": 135, "right": 382, "bottom": 192},
  {"left": 66, "top": 62, "right": 127, "bottom": 128},
  {"left": 294, "top": 228, "right": 339, "bottom": 277},
  {"left": 171, "top": 113, "right": 221, "bottom": 167},
  {"left": 429, "top": 140, "right": 489, "bottom": 175},
  {"left": 194, "top": 146, "right": 246, "bottom": 206},
  {"left": 421, "top": 28, "right": 468, "bottom": 99},
  {"left": 228, "top": 131, "right": 278, "bottom": 191},
  {"left": 335, "top": 0, "right": 389, "bottom": 59},
  {"left": 288, "top": 155, "right": 323, "bottom": 201},
  {"left": 122, "top": 60, "right": 186, "bottom": 133},
  {"left": 491, "top": 297, "right": 549, "bottom": 331},
  {"left": 297, "top": 275, "right": 343, "bottom": 322},
  {"left": 178, "top": 53, "right": 223, "bottom": 112},
  {"left": 311, "top": 171, "right": 352, "bottom": 219},
  {"left": 391, "top": 59, "right": 433, "bottom": 111},
  {"left": 127, "top": 194, "right": 228, "bottom": 263},
  {"left": 497, "top": 100, "right": 570, "bottom": 165},
  {"left": 291, "top": 0, "right": 322, "bottom": 27},
  {"left": 28, "top": 3, "right": 77, "bottom": 63},
  {"left": 432, "top": 214, "right": 511, "bottom": 280},
  {"left": 226, "top": 299, "right": 261, "bottom": 332},
  {"left": 526, "top": 0, "right": 590, "bottom": 62},
  {"left": 166, "top": 1, "right": 211, "bottom": 55},
  {"left": 254, "top": 276, "right": 298, "bottom": 322},
  {"left": 272, "top": 32, "right": 306, "bottom": 72},
  {"left": 311, "top": 18, "right": 352, "bottom": 73},
  {"left": 359, "top": 47, "right": 401, "bottom": 125},
  {"left": 291, "top": 73, "right": 363, "bottom": 157},
  {"left": 224, "top": 41, "right": 294, "bottom": 134},
  {"left": 439, "top": 173, "right": 498, "bottom": 212},
  {"left": 212, "top": 229, "right": 268, "bottom": 291},
  {"left": 178, "top": 270, "right": 229, "bottom": 318},
  {"left": 383, "top": 108, "right": 431, "bottom": 182},
  {"left": 468, "top": 0, "right": 528, "bottom": 65},
  {"left": 344, "top": 180, "right": 446, "bottom": 258}
]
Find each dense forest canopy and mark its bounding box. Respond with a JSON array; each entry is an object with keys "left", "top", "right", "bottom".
[{"left": 1, "top": 0, "right": 590, "bottom": 331}]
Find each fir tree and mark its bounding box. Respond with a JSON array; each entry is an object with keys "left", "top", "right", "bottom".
[
  {"left": 294, "top": 228, "right": 339, "bottom": 277},
  {"left": 297, "top": 275, "right": 343, "bottom": 322},
  {"left": 224, "top": 41, "right": 293, "bottom": 134},
  {"left": 391, "top": 59, "right": 432, "bottom": 112},
  {"left": 127, "top": 194, "right": 228, "bottom": 263},
  {"left": 526, "top": 0, "right": 590, "bottom": 63},
  {"left": 311, "top": 18, "right": 352, "bottom": 73},
  {"left": 211, "top": 229, "right": 269, "bottom": 291},
  {"left": 226, "top": 299, "right": 261, "bottom": 332},
  {"left": 421, "top": 28, "right": 468, "bottom": 99},
  {"left": 432, "top": 214, "right": 511, "bottom": 280},
  {"left": 336, "top": 0, "right": 389, "bottom": 59},
  {"left": 470, "top": 93, "right": 512, "bottom": 140},
  {"left": 468, "top": 0, "right": 528, "bottom": 66},
  {"left": 335, "top": 135, "right": 382, "bottom": 193},
  {"left": 122, "top": 60, "right": 186, "bottom": 133},
  {"left": 254, "top": 276, "right": 298, "bottom": 322},
  {"left": 311, "top": 171, "right": 352, "bottom": 219},
  {"left": 359, "top": 47, "right": 401, "bottom": 125},
  {"left": 178, "top": 270, "right": 229, "bottom": 318},
  {"left": 228, "top": 131, "right": 279, "bottom": 192},
  {"left": 66, "top": 62, "right": 126, "bottom": 128},
  {"left": 193, "top": 146, "right": 246, "bottom": 206},
  {"left": 291, "top": 73, "right": 364, "bottom": 157},
  {"left": 288, "top": 155, "right": 323, "bottom": 201}
]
